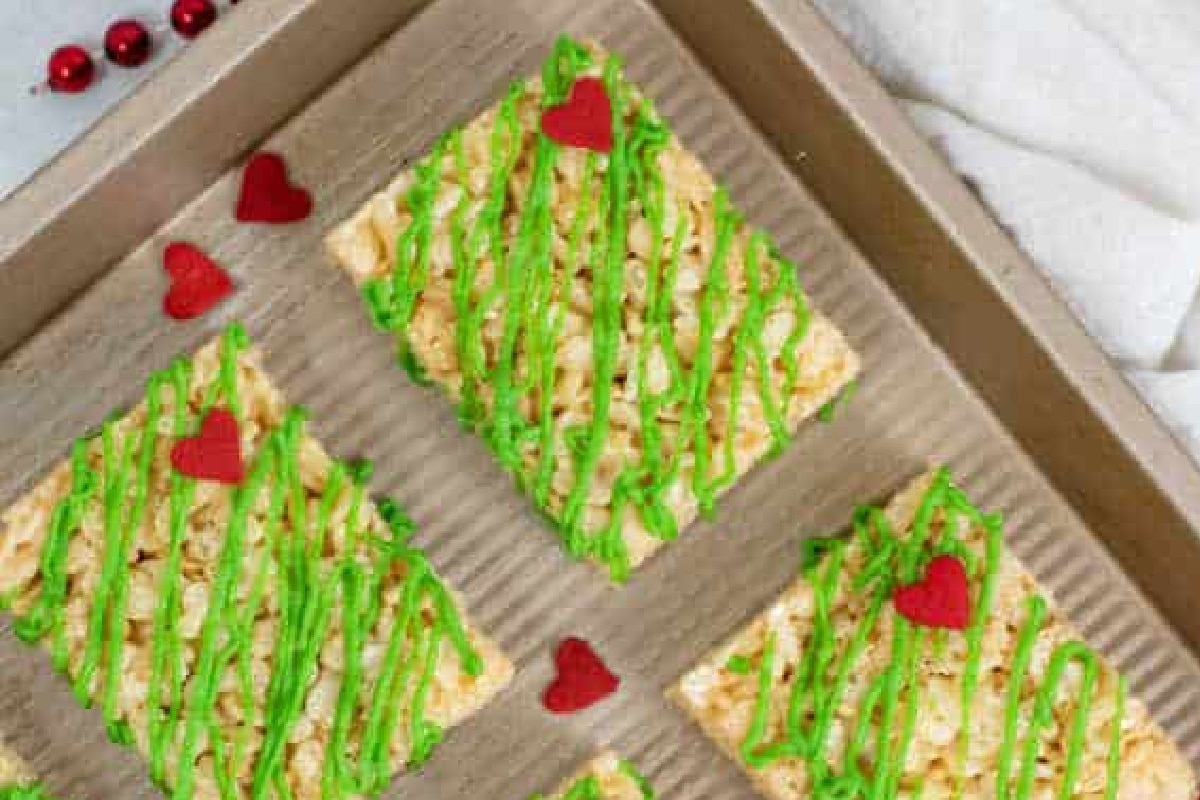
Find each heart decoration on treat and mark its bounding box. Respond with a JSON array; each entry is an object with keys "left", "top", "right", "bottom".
[
  {"left": 540, "top": 77, "right": 613, "bottom": 153},
  {"left": 542, "top": 637, "right": 620, "bottom": 715},
  {"left": 162, "top": 242, "right": 234, "bottom": 320},
  {"left": 892, "top": 554, "right": 971, "bottom": 630},
  {"left": 235, "top": 152, "right": 313, "bottom": 224},
  {"left": 171, "top": 409, "right": 246, "bottom": 485}
]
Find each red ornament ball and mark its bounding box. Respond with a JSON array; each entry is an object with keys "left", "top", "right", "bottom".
[
  {"left": 47, "top": 45, "right": 96, "bottom": 94},
  {"left": 170, "top": 0, "right": 218, "bottom": 40},
  {"left": 104, "top": 20, "right": 153, "bottom": 68}
]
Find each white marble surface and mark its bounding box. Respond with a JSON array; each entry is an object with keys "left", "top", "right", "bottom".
[{"left": 0, "top": 1, "right": 191, "bottom": 201}]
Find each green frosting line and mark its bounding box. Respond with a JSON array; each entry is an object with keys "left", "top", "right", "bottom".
[
  {"left": 622, "top": 103, "right": 680, "bottom": 544},
  {"left": 867, "top": 619, "right": 916, "bottom": 800},
  {"left": 250, "top": 419, "right": 341, "bottom": 798},
  {"left": 1105, "top": 673, "right": 1127, "bottom": 800},
  {"left": 686, "top": 188, "right": 737, "bottom": 519},
  {"left": 103, "top": 371, "right": 164, "bottom": 746},
  {"left": 372, "top": 135, "right": 446, "bottom": 380},
  {"left": 551, "top": 775, "right": 600, "bottom": 800},
  {"left": 560, "top": 54, "right": 631, "bottom": 578},
  {"left": 482, "top": 42, "right": 587, "bottom": 476},
  {"left": 12, "top": 323, "right": 481, "bottom": 800},
  {"left": 996, "top": 596, "right": 1048, "bottom": 800},
  {"left": 618, "top": 759, "right": 656, "bottom": 800},
  {"left": 13, "top": 440, "right": 96, "bottom": 667},
  {"left": 726, "top": 654, "right": 753, "bottom": 675},
  {"left": 740, "top": 629, "right": 778, "bottom": 769},
  {"left": 360, "top": 35, "right": 817, "bottom": 581},
  {"left": 817, "top": 378, "right": 857, "bottom": 424},
  {"left": 533, "top": 150, "right": 596, "bottom": 510},
  {"left": 743, "top": 232, "right": 797, "bottom": 454},
  {"left": 175, "top": 407, "right": 278, "bottom": 800},
  {"left": 147, "top": 359, "right": 197, "bottom": 783},
  {"left": 528, "top": 759, "right": 655, "bottom": 800},
  {"left": 0, "top": 785, "right": 66, "bottom": 800},
  {"left": 786, "top": 540, "right": 848, "bottom": 756},
  {"left": 738, "top": 470, "right": 1130, "bottom": 800},
  {"left": 771, "top": 249, "right": 811, "bottom": 406},
  {"left": 71, "top": 417, "right": 136, "bottom": 717},
  {"left": 1014, "top": 641, "right": 1098, "bottom": 800},
  {"left": 886, "top": 626, "right": 926, "bottom": 800},
  {"left": 800, "top": 536, "right": 840, "bottom": 578}
]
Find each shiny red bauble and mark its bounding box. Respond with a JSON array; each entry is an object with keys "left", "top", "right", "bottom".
[
  {"left": 104, "top": 20, "right": 153, "bottom": 68},
  {"left": 47, "top": 45, "right": 96, "bottom": 93},
  {"left": 170, "top": 0, "right": 218, "bottom": 40}
]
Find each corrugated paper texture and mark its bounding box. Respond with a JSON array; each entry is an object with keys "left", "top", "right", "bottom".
[{"left": 1, "top": 0, "right": 1198, "bottom": 797}]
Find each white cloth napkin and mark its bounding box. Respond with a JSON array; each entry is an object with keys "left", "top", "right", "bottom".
[{"left": 812, "top": 0, "right": 1200, "bottom": 460}]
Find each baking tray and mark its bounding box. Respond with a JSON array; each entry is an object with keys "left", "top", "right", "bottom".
[{"left": 1, "top": 0, "right": 1199, "bottom": 797}]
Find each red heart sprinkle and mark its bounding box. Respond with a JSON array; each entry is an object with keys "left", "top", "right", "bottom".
[
  {"left": 235, "top": 151, "right": 313, "bottom": 224},
  {"left": 542, "top": 637, "right": 620, "bottom": 715},
  {"left": 540, "top": 77, "right": 613, "bottom": 153},
  {"left": 892, "top": 554, "right": 971, "bottom": 630},
  {"left": 162, "top": 242, "right": 234, "bottom": 320},
  {"left": 170, "top": 409, "right": 246, "bottom": 485}
]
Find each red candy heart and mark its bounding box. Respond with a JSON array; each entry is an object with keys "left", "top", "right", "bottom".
[
  {"left": 542, "top": 637, "right": 619, "bottom": 715},
  {"left": 540, "top": 77, "right": 613, "bottom": 153},
  {"left": 170, "top": 409, "right": 246, "bottom": 485},
  {"left": 235, "top": 152, "right": 313, "bottom": 224},
  {"left": 892, "top": 554, "right": 971, "bottom": 630},
  {"left": 162, "top": 242, "right": 234, "bottom": 320}
]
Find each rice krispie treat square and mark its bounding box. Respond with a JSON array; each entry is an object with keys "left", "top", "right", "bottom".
[
  {"left": 531, "top": 752, "right": 654, "bottom": 800},
  {"left": 0, "top": 324, "right": 513, "bottom": 800},
  {"left": 672, "top": 469, "right": 1196, "bottom": 800},
  {"left": 326, "top": 35, "right": 859, "bottom": 581}
]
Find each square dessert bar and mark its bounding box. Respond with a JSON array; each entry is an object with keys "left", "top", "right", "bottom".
[
  {"left": 531, "top": 753, "right": 654, "bottom": 800},
  {"left": 672, "top": 470, "right": 1197, "bottom": 800},
  {"left": 326, "top": 35, "right": 859, "bottom": 581},
  {"left": 0, "top": 325, "right": 513, "bottom": 800}
]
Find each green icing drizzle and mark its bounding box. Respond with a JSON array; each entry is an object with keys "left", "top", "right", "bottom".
[
  {"left": 726, "top": 654, "right": 754, "bottom": 675},
  {"left": 528, "top": 759, "right": 654, "bottom": 800},
  {"left": 147, "top": 358, "right": 199, "bottom": 783},
  {"left": 617, "top": 759, "right": 656, "bottom": 800},
  {"left": 13, "top": 441, "right": 96, "bottom": 671},
  {"left": 817, "top": 378, "right": 857, "bottom": 424},
  {"left": 685, "top": 188, "right": 736, "bottom": 519},
  {"left": 1105, "top": 674, "right": 1127, "bottom": 800},
  {"left": 361, "top": 35, "right": 818, "bottom": 581},
  {"left": 800, "top": 536, "right": 840, "bottom": 579},
  {"left": 737, "top": 468, "right": 1128, "bottom": 800},
  {"left": 541, "top": 775, "right": 599, "bottom": 800},
  {"left": 0, "top": 785, "right": 66, "bottom": 800},
  {"left": 558, "top": 53, "right": 632, "bottom": 577},
  {"left": 10, "top": 323, "right": 482, "bottom": 800}
]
